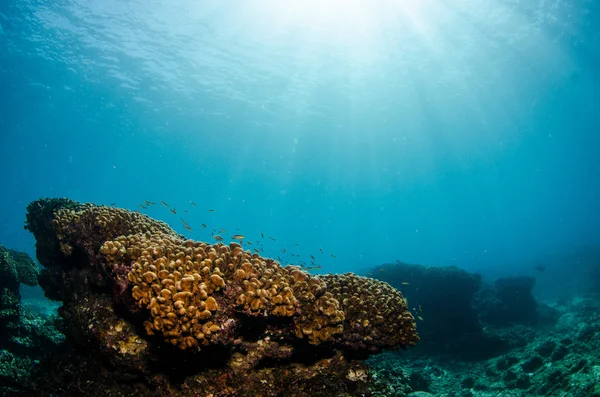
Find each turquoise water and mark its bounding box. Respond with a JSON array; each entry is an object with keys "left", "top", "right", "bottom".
[{"left": 1, "top": 0, "right": 599, "bottom": 282}]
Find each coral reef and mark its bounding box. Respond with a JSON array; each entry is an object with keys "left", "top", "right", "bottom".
[
  {"left": 0, "top": 243, "right": 64, "bottom": 396},
  {"left": 0, "top": 243, "right": 39, "bottom": 330},
  {"left": 22, "top": 198, "right": 418, "bottom": 396},
  {"left": 322, "top": 273, "right": 417, "bottom": 354},
  {"left": 475, "top": 276, "right": 549, "bottom": 326},
  {"left": 1, "top": 244, "right": 39, "bottom": 310},
  {"left": 367, "top": 262, "right": 485, "bottom": 359}
]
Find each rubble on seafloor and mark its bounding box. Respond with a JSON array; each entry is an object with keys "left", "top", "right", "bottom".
[
  {"left": 367, "top": 263, "right": 600, "bottom": 397},
  {"left": 14, "top": 198, "right": 419, "bottom": 396}
]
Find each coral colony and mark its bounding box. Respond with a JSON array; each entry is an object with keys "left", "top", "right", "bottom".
[{"left": 19, "top": 198, "right": 418, "bottom": 396}]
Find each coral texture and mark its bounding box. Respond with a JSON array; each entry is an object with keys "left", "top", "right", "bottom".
[
  {"left": 0, "top": 244, "right": 39, "bottom": 288},
  {"left": 24, "top": 198, "right": 419, "bottom": 396},
  {"left": 0, "top": 243, "right": 39, "bottom": 325}
]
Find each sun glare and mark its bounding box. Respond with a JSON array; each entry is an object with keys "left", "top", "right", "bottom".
[{"left": 248, "top": 0, "right": 431, "bottom": 48}]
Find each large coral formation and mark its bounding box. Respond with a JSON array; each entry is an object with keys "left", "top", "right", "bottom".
[
  {"left": 0, "top": 244, "right": 39, "bottom": 325},
  {"left": 322, "top": 273, "right": 418, "bottom": 353},
  {"left": 369, "top": 262, "right": 484, "bottom": 359},
  {"left": 475, "top": 276, "right": 543, "bottom": 326},
  {"left": 98, "top": 233, "right": 346, "bottom": 349},
  {"left": 23, "top": 198, "right": 418, "bottom": 396}
]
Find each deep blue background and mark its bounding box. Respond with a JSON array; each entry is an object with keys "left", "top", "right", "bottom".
[{"left": 1, "top": 0, "right": 599, "bottom": 300}]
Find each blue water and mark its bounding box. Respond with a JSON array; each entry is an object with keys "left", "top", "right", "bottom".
[{"left": 1, "top": 0, "right": 599, "bottom": 288}]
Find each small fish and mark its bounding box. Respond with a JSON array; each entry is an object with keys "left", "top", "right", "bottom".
[
  {"left": 534, "top": 265, "right": 546, "bottom": 272},
  {"left": 319, "top": 248, "right": 323, "bottom": 254},
  {"left": 184, "top": 209, "right": 188, "bottom": 213},
  {"left": 169, "top": 207, "right": 177, "bottom": 215},
  {"left": 253, "top": 249, "right": 259, "bottom": 254},
  {"left": 282, "top": 248, "right": 286, "bottom": 253},
  {"left": 419, "top": 305, "right": 423, "bottom": 312},
  {"left": 232, "top": 234, "right": 245, "bottom": 241},
  {"left": 160, "top": 200, "right": 169, "bottom": 207},
  {"left": 137, "top": 204, "right": 147, "bottom": 209},
  {"left": 213, "top": 235, "right": 223, "bottom": 242},
  {"left": 310, "top": 255, "right": 315, "bottom": 260},
  {"left": 208, "top": 209, "right": 215, "bottom": 212},
  {"left": 261, "top": 233, "right": 264, "bottom": 238},
  {"left": 379, "top": 269, "right": 386, "bottom": 272},
  {"left": 144, "top": 200, "right": 154, "bottom": 206},
  {"left": 220, "top": 228, "right": 227, "bottom": 233},
  {"left": 330, "top": 254, "right": 336, "bottom": 258},
  {"left": 201, "top": 224, "right": 207, "bottom": 228},
  {"left": 402, "top": 281, "right": 410, "bottom": 285},
  {"left": 109, "top": 203, "right": 117, "bottom": 206},
  {"left": 314, "top": 265, "right": 322, "bottom": 269},
  {"left": 181, "top": 218, "right": 192, "bottom": 230},
  {"left": 417, "top": 316, "right": 424, "bottom": 321},
  {"left": 190, "top": 201, "right": 197, "bottom": 207},
  {"left": 277, "top": 256, "right": 282, "bottom": 261},
  {"left": 247, "top": 241, "right": 253, "bottom": 245},
  {"left": 295, "top": 243, "right": 300, "bottom": 247}
]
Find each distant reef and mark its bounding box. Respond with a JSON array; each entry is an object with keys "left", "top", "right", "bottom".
[
  {"left": 17, "top": 198, "right": 419, "bottom": 397},
  {"left": 368, "top": 262, "right": 559, "bottom": 360},
  {"left": 365, "top": 261, "right": 600, "bottom": 397}
]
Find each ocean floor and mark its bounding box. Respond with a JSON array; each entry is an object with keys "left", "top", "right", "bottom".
[
  {"left": 369, "top": 296, "right": 600, "bottom": 397},
  {"left": 3, "top": 293, "right": 598, "bottom": 396}
]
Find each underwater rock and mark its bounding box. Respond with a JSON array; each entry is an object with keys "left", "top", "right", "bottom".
[
  {"left": 366, "top": 352, "right": 412, "bottom": 397},
  {"left": 366, "top": 262, "right": 486, "bottom": 359},
  {"left": 535, "top": 339, "right": 557, "bottom": 357},
  {"left": 475, "top": 275, "right": 561, "bottom": 329},
  {"left": 407, "top": 392, "right": 435, "bottom": 397},
  {"left": 0, "top": 243, "right": 40, "bottom": 343},
  {"left": 520, "top": 354, "right": 544, "bottom": 373},
  {"left": 23, "top": 198, "right": 419, "bottom": 396},
  {"left": 0, "top": 244, "right": 64, "bottom": 396},
  {"left": 494, "top": 276, "right": 538, "bottom": 323},
  {"left": 0, "top": 243, "right": 39, "bottom": 325}
]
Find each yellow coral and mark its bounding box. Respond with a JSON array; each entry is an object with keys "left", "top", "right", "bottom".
[
  {"left": 50, "top": 204, "right": 418, "bottom": 352},
  {"left": 322, "top": 273, "right": 420, "bottom": 349}
]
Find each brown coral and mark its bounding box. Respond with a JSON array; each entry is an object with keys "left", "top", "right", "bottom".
[
  {"left": 52, "top": 204, "right": 178, "bottom": 262},
  {"left": 24, "top": 197, "right": 420, "bottom": 397},
  {"left": 33, "top": 199, "right": 418, "bottom": 354},
  {"left": 99, "top": 235, "right": 348, "bottom": 349},
  {"left": 322, "top": 273, "right": 420, "bottom": 351}
]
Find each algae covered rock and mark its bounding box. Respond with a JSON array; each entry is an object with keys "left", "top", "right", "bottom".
[
  {"left": 0, "top": 244, "right": 40, "bottom": 326},
  {"left": 366, "top": 262, "right": 483, "bottom": 358}
]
